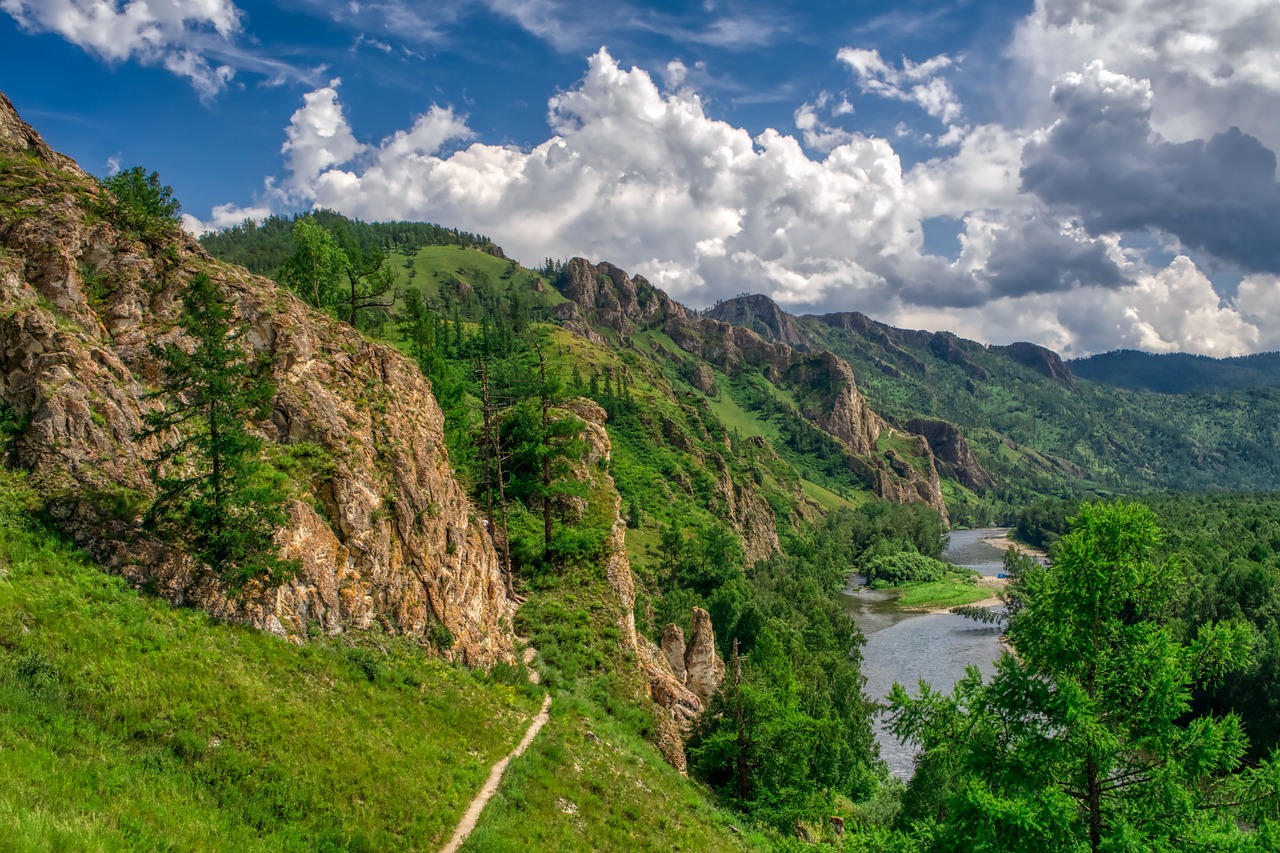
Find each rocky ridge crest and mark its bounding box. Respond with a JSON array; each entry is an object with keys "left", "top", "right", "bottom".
[{"left": 556, "top": 263, "right": 948, "bottom": 521}]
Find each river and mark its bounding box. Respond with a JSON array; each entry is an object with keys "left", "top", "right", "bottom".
[{"left": 844, "top": 528, "right": 1014, "bottom": 779}]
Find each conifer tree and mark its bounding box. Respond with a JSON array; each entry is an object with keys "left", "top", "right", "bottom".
[{"left": 141, "top": 273, "right": 296, "bottom": 594}]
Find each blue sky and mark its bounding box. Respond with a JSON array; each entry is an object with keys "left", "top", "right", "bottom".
[{"left": 5, "top": 0, "right": 1280, "bottom": 357}]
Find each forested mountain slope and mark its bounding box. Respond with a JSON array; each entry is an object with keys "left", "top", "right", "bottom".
[
  {"left": 0, "top": 94, "right": 517, "bottom": 665},
  {"left": 5, "top": 88, "right": 1280, "bottom": 852},
  {"left": 707, "top": 296, "right": 1280, "bottom": 503},
  {"left": 1071, "top": 348, "right": 1280, "bottom": 393}
]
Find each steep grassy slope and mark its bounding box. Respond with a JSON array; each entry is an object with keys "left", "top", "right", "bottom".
[
  {"left": 0, "top": 471, "right": 759, "bottom": 852},
  {"left": 0, "top": 474, "right": 540, "bottom": 852},
  {"left": 461, "top": 693, "right": 765, "bottom": 852}
]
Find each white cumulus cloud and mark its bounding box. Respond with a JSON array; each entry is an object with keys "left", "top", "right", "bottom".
[
  {"left": 836, "top": 47, "right": 965, "bottom": 129},
  {"left": 1, "top": 0, "right": 242, "bottom": 98}
]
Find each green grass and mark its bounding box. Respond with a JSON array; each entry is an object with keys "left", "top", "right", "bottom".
[
  {"left": 0, "top": 477, "right": 543, "bottom": 852},
  {"left": 703, "top": 383, "right": 778, "bottom": 442},
  {"left": 800, "top": 478, "right": 860, "bottom": 512},
  {"left": 460, "top": 694, "right": 766, "bottom": 853},
  {"left": 391, "top": 246, "right": 567, "bottom": 306},
  {"left": 894, "top": 578, "right": 993, "bottom": 610}
]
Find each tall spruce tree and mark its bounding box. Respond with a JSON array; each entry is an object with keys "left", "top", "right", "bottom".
[{"left": 141, "top": 273, "right": 295, "bottom": 593}]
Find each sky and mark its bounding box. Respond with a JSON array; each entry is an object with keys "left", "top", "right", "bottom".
[{"left": 4, "top": 0, "right": 1280, "bottom": 358}]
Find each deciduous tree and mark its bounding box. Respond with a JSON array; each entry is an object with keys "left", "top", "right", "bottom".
[{"left": 890, "top": 502, "right": 1279, "bottom": 851}]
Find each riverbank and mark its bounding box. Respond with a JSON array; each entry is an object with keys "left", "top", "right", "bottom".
[{"left": 978, "top": 529, "right": 1047, "bottom": 561}]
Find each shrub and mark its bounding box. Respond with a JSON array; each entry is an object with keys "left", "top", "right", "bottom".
[
  {"left": 100, "top": 166, "right": 181, "bottom": 243},
  {"left": 863, "top": 552, "right": 951, "bottom": 585}
]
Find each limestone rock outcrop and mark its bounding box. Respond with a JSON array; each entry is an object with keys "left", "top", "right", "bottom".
[
  {"left": 571, "top": 398, "right": 728, "bottom": 772},
  {"left": 706, "top": 293, "right": 809, "bottom": 348},
  {"left": 683, "top": 607, "right": 726, "bottom": 705},
  {"left": 0, "top": 92, "right": 517, "bottom": 666},
  {"left": 791, "top": 351, "right": 885, "bottom": 457},
  {"left": 905, "top": 417, "right": 996, "bottom": 492},
  {"left": 662, "top": 624, "right": 688, "bottom": 684},
  {"left": 555, "top": 258, "right": 681, "bottom": 336}
]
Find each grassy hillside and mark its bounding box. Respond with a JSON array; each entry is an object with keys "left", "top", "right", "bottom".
[
  {"left": 0, "top": 472, "right": 541, "bottom": 851},
  {"left": 0, "top": 472, "right": 760, "bottom": 852}
]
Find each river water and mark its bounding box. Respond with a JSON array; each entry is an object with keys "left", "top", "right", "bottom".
[{"left": 844, "top": 528, "right": 1012, "bottom": 779}]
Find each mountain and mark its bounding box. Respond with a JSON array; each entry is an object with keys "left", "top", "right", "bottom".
[
  {"left": 0, "top": 90, "right": 906, "bottom": 844},
  {"left": 8, "top": 89, "right": 1280, "bottom": 849},
  {"left": 706, "top": 296, "right": 1280, "bottom": 506},
  {"left": 1071, "top": 348, "right": 1280, "bottom": 393}
]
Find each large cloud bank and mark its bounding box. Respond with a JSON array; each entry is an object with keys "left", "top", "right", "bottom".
[{"left": 186, "top": 0, "right": 1280, "bottom": 356}]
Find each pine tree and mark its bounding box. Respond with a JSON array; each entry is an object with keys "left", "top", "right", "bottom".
[{"left": 140, "top": 273, "right": 296, "bottom": 594}]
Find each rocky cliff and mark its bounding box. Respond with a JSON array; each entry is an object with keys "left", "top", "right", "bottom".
[
  {"left": 904, "top": 418, "right": 995, "bottom": 493},
  {"left": 0, "top": 92, "right": 517, "bottom": 666},
  {"left": 554, "top": 262, "right": 948, "bottom": 519},
  {"left": 568, "top": 399, "right": 720, "bottom": 772},
  {"left": 706, "top": 293, "right": 809, "bottom": 348}
]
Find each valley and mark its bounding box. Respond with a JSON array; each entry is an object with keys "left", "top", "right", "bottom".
[{"left": 1, "top": 89, "right": 1278, "bottom": 851}]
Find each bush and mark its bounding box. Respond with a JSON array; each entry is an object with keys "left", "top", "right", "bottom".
[
  {"left": 100, "top": 166, "right": 181, "bottom": 244},
  {"left": 863, "top": 552, "right": 951, "bottom": 585}
]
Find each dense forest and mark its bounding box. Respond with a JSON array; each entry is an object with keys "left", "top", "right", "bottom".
[{"left": 1071, "top": 349, "right": 1280, "bottom": 394}]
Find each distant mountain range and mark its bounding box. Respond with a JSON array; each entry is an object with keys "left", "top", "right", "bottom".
[{"left": 1070, "top": 349, "right": 1280, "bottom": 393}]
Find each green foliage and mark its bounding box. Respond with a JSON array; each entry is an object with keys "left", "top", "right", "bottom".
[
  {"left": 890, "top": 502, "right": 1280, "bottom": 851},
  {"left": 140, "top": 273, "right": 296, "bottom": 594},
  {"left": 99, "top": 166, "right": 181, "bottom": 244},
  {"left": 683, "top": 511, "right": 881, "bottom": 831},
  {"left": 0, "top": 398, "right": 29, "bottom": 460},
  {"left": 863, "top": 552, "right": 952, "bottom": 585},
  {"left": 277, "top": 216, "right": 345, "bottom": 312},
  {"left": 802, "top": 311, "right": 1280, "bottom": 500},
  {"left": 199, "top": 209, "right": 495, "bottom": 276},
  {"left": 691, "top": 622, "right": 875, "bottom": 831},
  {"left": 276, "top": 215, "right": 398, "bottom": 328},
  {"left": 1072, "top": 348, "right": 1280, "bottom": 394}
]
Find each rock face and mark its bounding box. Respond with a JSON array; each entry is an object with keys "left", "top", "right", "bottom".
[
  {"left": 569, "top": 399, "right": 738, "bottom": 772},
  {"left": 688, "top": 362, "right": 717, "bottom": 395},
  {"left": 706, "top": 294, "right": 809, "bottom": 348},
  {"left": 661, "top": 624, "right": 687, "bottom": 684},
  {"left": 568, "top": 399, "right": 706, "bottom": 771},
  {"left": 905, "top": 418, "right": 996, "bottom": 492},
  {"left": 0, "top": 92, "right": 517, "bottom": 666},
  {"left": 683, "top": 607, "right": 725, "bottom": 705},
  {"left": 793, "top": 351, "right": 886, "bottom": 457},
  {"left": 998, "top": 341, "right": 1075, "bottom": 384},
  {"left": 555, "top": 258, "right": 681, "bottom": 336},
  {"left": 554, "top": 257, "right": 949, "bottom": 522}
]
